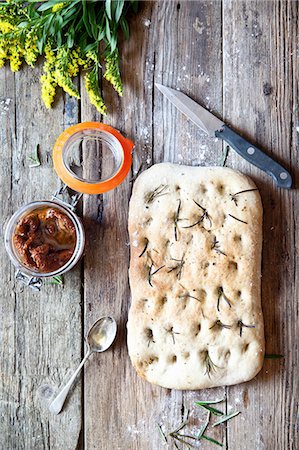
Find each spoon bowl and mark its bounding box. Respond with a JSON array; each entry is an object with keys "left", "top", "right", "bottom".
[{"left": 87, "top": 316, "right": 117, "bottom": 352}]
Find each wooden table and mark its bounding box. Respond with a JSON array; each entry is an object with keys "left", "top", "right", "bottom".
[{"left": 0, "top": 1, "right": 298, "bottom": 449}]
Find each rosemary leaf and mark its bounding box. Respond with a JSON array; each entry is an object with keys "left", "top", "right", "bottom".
[
  {"left": 139, "top": 238, "right": 148, "bottom": 257},
  {"left": 45, "top": 275, "right": 64, "bottom": 285},
  {"left": 196, "top": 411, "right": 211, "bottom": 438},
  {"left": 228, "top": 214, "right": 248, "bottom": 224},
  {"left": 194, "top": 397, "right": 225, "bottom": 405},
  {"left": 212, "top": 411, "right": 240, "bottom": 427},
  {"left": 28, "top": 144, "right": 41, "bottom": 168},
  {"left": 156, "top": 423, "right": 168, "bottom": 443},
  {"left": 264, "top": 353, "right": 284, "bottom": 359},
  {"left": 219, "top": 145, "right": 229, "bottom": 167},
  {"left": 196, "top": 404, "right": 224, "bottom": 416},
  {"left": 201, "top": 434, "right": 223, "bottom": 447}
]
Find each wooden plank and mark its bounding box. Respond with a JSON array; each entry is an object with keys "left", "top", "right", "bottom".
[
  {"left": 223, "top": 1, "right": 299, "bottom": 449},
  {"left": 0, "top": 63, "right": 82, "bottom": 449},
  {"left": 82, "top": 2, "right": 224, "bottom": 449}
]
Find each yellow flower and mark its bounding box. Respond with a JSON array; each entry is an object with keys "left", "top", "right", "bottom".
[
  {"left": 52, "top": 2, "right": 65, "bottom": 13},
  {"left": 40, "top": 43, "right": 57, "bottom": 108},
  {"left": 9, "top": 41, "right": 23, "bottom": 72},
  {"left": 85, "top": 69, "right": 106, "bottom": 115},
  {"left": 24, "top": 32, "right": 38, "bottom": 67},
  {"left": 41, "top": 73, "right": 57, "bottom": 108},
  {"left": 53, "top": 46, "right": 80, "bottom": 98},
  {"left": 0, "top": 43, "right": 7, "bottom": 68},
  {"left": 0, "top": 20, "right": 15, "bottom": 33},
  {"left": 104, "top": 51, "right": 123, "bottom": 96}
]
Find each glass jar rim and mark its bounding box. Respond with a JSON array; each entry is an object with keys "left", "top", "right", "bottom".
[
  {"left": 53, "top": 122, "right": 134, "bottom": 195},
  {"left": 62, "top": 128, "right": 124, "bottom": 185}
]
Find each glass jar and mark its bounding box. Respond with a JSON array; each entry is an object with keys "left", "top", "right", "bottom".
[
  {"left": 4, "top": 122, "right": 134, "bottom": 290},
  {"left": 4, "top": 200, "right": 85, "bottom": 288}
]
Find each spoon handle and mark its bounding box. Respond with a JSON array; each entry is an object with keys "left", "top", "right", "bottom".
[{"left": 49, "top": 350, "right": 92, "bottom": 415}]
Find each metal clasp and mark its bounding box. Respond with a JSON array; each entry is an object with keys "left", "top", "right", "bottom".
[
  {"left": 15, "top": 270, "right": 43, "bottom": 291},
  {"left": 51, "top": 184, "right": 83, "bottom": 212}
]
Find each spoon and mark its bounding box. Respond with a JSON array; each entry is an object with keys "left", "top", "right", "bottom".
[{"left": 49, "top": 316, "right": 117, "bottom": 415}]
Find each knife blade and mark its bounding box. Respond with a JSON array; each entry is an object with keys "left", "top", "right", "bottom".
[{"left": 155, "top": 83, "right": 292, "bottom": 189}]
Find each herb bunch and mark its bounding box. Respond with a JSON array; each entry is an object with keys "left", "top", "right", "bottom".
[{"left": 0, "top": 0, "right": 138, "bottom": 114}]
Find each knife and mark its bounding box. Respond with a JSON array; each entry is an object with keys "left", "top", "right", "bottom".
[{"left": 155, "top": 83, "right": 292, "bottom": 189}]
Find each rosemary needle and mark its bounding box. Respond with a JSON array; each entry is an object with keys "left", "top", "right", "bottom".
[
  {"left": 156, "top": 423, "right": 168, "bottom": 443},
  {"left": 201, "top": 435, "right": 223, "bottom": 447},
  {"left": 228, "top": 213, "right": 248, "bottom": 224},
  {"left": 196, "top": 411, "right": 211, "bottom": 438},
  {"left": 264, "top": 354, "right": 284, "bottom": 359},
  {"left": 28, "top": 144, "right": 41, "bottom": 168},
  {"left": 194, "top": 397, "right": 226, "bottom": 405},
  {"left": 212, "top": 411, "right": 240, "bottom": 427},
  {"left": 196, "top": 404, "right": 224, "bottom": 416},
  {"left": 45, "top": 275, "right": 64, "bottom": 285}
]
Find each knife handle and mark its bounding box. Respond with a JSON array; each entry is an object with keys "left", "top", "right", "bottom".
[{"left": 215, "top": 125, "right": 292, "bottom": 189}]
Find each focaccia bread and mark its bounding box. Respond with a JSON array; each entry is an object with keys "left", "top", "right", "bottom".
[{"left": 127, "top": 163, "right": 264, "bottom": 390}]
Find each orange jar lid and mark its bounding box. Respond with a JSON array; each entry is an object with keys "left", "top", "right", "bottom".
[{"left": 53, "top": 122, "right": 134, "bottom": 194}]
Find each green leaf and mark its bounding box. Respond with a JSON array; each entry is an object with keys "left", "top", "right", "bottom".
[
  {"left": 201, "top": 435, "right": 223, "bottom": 447},
  {"left": 120, "top": 17, "right": 129, "bottom": 39},
  {"left": 56, "top": 30, "right": 62, "bottom": 47},
  {"left": 82, "top": 0, "right": 92, "bottom": 37},
  {"left": 264, "top": 353, "right": 284, "bottom": 359},
  {"left": 109, "top": 34, "right": 117, "bottom": 53},
  {"left": 105, "top": 17, "right": 112, "bottom": 43},
  {"left": 98, "top": 27, "right": 105, "bottom": 41},
  {"left": 115, "top": 0, "right": 125, "bottom": 22},
  {"left": 105, "top": 0, "right": 112, "bottom": 20},
  {"left": 67, "top": 30, "right": 74, "bottom": 48},
  {"left": 37, "top": 1, "right": 59, "bottom": 12},
  {"left": 212, "top": 411, "right": 240, "bottom": 427}
]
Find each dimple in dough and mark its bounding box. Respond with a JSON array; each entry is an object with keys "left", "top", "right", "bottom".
[{"left": 127, "top": 163, "right": 265, "bottom": 390}]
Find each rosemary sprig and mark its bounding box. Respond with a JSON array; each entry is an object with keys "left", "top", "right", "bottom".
[
  {"left": 183, "top": 200, "right": 212, "bottom": 229},
  {"left": 178, "top": 284, "right": 201, "bottom": 302},
  {"left": 219, "top": 145, "right": 229, "bottom": 167},
  {"left": 145, "top": 184, "right": 169, "bottom": 204},
  {"left": 201, "top": 435, "right": 223, "bottom": 447},
  {"left": 209, "top": 319, "right": 232, "bottom": 330},
  {"left": 145, "top": 328, "right": 155, "bottom": 347},
  {"left": 264, "top": 353, "right": 284, "bottom": 359},
  {"left": 211, "top": 236, "right": 227, "bottom": 256},
  {"left": 217, "top": 287, "right": 232, "bottom": 311},
  {"left": 139, "top": 238, "right": 148, "bottom": 257},
  {"left": 148, "top": 263, "right": 165, "bottom": 287},
  {"left": 129, "top": 163, "right": 143, "bottom": 184},
  {"left": 228, "top": 213, "right": 248, "bottom": 224},
  {"left": 237, "top": 320, "right": 255, "bottom": 337},
  {"left": 203, "top": 351, "right": 220, "bottom": 379},
  {"left": 212, "top": 411, "right": 240, "bottom": 427},
  {"left": 156, "top": 423, "right": 168, "bottom": 443},
  {"left": 45, "top": 275, "right": 64, "bottom": 285},
  {"left": 230, "top": 188, "right": 258, "bottom": 206},
  {"left": 173, "top": 199, "right": 186, "bottom": 241},
  {"left": 165, "top": 326, "right": 180, "bottom": 344},
  {"left": 167, "top": 255, "right": 185, "bottom": 280},
  {"left": 28, "top": 144, "right": 41, "bottom": 168}
]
